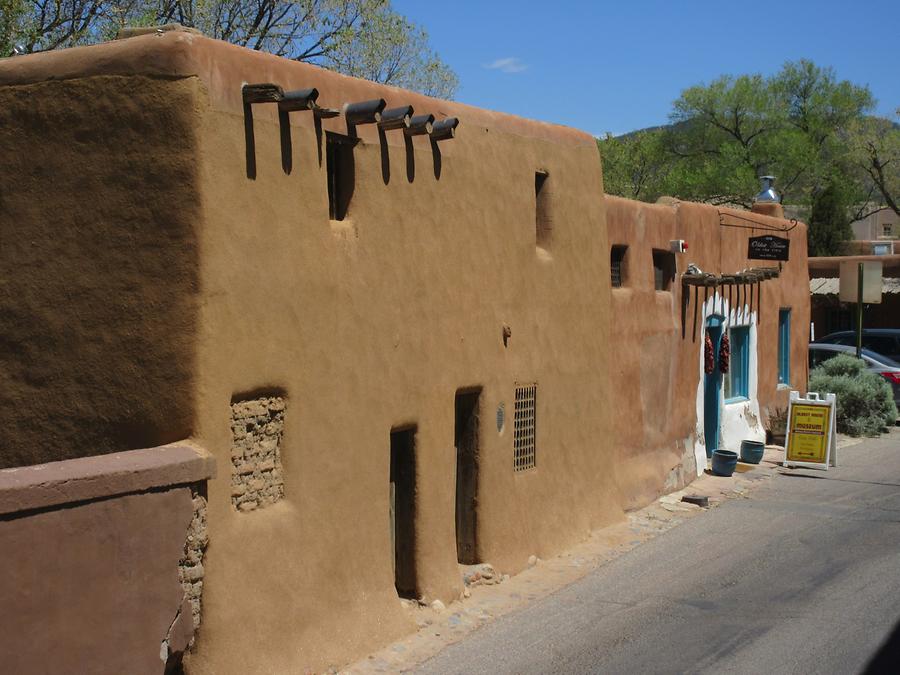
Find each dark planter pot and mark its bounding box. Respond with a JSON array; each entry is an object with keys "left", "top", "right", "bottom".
[
  {"left": 711, "top": 450, "right": 738, "bottom": 477},
  {"left": 740, "top": 440, "right": 765, "bottom": 464}
]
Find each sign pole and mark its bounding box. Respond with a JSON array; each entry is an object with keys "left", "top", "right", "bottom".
[{"left": 856, "top": 262, "right": 863, "bottom": 359}]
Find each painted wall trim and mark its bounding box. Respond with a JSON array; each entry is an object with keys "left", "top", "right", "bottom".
[{"left": 0, "top": 442, "right": 215, "bottom": 515}]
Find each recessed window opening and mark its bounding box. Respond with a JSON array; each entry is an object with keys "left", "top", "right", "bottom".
[
  {"left": 326, "top": 132, "right": 356, "bottom": 221},
  {"left": 535, "top": 170, "right": 551, "bottom": 249},
  {"left": 390, "top": 426, "right": 418, "bottom": 599},
  {"left": 610, "top": 245, "right": 628, "bottom": 287},
  {"left": 514, "top": 384, "right": 537, "bottom": 472},
  {"left": 778, "top": 309, "right": 791, "bottom": 385},
  {"left": 725, "top": 326, "right": 750, "bottom": 401},
  {"left": 455, "top": 389, "right": 481, "bottom": 565},
  {"left": 652, "top": 249, "right": 676, "bottom": 291}
]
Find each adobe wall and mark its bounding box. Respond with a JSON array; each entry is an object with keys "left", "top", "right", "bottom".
[
  {"left": 605, "top": 196, "right": 809, "bottom": 507},
  {"left": 178, "top": 35, "right": 617, "bottom": 673},
  {"left": 0, "top": 73, "right": 202, "bottom": 468},
  {"left": 0, "top": 444, "right": 215, "bottom": 674}
]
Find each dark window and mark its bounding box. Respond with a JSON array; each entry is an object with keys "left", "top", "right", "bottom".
[
  {"left": 535, "top": 171, "right": 551, "bottom": 248},
  {"left": 778, "top": 309, "right": 791, "bottom": 384},
  {"left": 652, "top": 249, "right": 676, "bottom": 291},
  {"left": 610, "top": 245, "right": 628, "bottom": 287},
  {"left": 326, "top": 132, "right": 356, "bottom": 221}
]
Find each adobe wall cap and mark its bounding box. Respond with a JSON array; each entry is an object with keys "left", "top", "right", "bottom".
[
  {"left": 0, "top": 442, "right": 216, "bottom": 516},
  {"left": 0, "top": 32, "right": 595, "bottom": 148}
]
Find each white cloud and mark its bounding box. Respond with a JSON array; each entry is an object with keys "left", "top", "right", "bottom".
[{"left": 483, "top": 57, "right": 527, "bottom": 74}]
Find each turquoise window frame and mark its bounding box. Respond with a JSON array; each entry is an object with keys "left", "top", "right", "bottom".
[
  {"left": 778, "top": 309, "right": 791, "bottom": 385},
  {"left": 725, "top": 326, "right": 750, "bottom": 403}
]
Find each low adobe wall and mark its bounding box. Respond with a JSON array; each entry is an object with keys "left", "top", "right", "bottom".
[{"left": 0, "top": 444, "right": 215, "bottom": 674}]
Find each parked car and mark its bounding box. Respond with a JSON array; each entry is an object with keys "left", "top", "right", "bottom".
[
  {"left": 808, "top": 343, "right": 900, "bottom": 409},
  {"left": 815, "top": 329, "right": 900, "bottom": 363}
]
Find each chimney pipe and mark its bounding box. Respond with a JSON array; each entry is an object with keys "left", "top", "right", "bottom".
[{"left": 754, "top": 175, "right": 779, "bottom": 203}]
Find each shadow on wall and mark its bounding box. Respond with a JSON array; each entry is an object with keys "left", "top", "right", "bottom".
[
  {"left": 0, "top": 76, "right": 201, "bottom": 468},
  {"left": 242, "top": 97, "right": 446, "bottom": 185}
]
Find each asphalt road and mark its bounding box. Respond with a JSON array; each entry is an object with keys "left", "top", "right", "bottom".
[{"left": 417, "top": 431, "right": 900, "bottom": 675}]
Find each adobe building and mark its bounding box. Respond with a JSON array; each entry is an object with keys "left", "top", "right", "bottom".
[
  {"left": 0, "top": 30, "right": 810, "bottom": 673},
  {"left": 809, "top": 254, "right": 900, "bottom": 337}
]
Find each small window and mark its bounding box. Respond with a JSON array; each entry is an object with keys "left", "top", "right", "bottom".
[
  {"left": 652, "top": 249, "right": 676, "bottom": 291},
  {"left": 778, "top": 309, "right": 791, "bottom": 384},
  {"left": 725, "top": 326, "right": 750, "bottom": 401},
  {"left": 513, "top": 384, "right": 536, "bottom": 472},
  {"left": 326, "top": 132, "right": 356, "bottom": 221},
  {"left": 535, "top": 171, "right": 551, "bottom": 249},
  {"left": 883, "top": 223, "right": 893, "bottom": 237},
  {"left": 610, "top": 245, "right": 627, "bottom": 288}
]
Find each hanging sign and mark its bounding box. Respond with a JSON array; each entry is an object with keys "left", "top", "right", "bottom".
[
  {"left": 783, "top": 391, "right": 836, "bottom": 470},
  {"left": 748, "top": 235, "right": 790, "bottom": 261}
]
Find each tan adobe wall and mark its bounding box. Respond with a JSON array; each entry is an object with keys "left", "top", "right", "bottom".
[{"left": 0, "top": 73, "right": 202, "bottom": 469}]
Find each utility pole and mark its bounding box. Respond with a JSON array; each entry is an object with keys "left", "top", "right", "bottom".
[{"left": 856, "top": 262, "right": 863, "bottom": 359}]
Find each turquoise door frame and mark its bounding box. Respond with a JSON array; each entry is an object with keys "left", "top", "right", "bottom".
[{"left": 704, "top": 315, "right": 725, "bottom": 457}]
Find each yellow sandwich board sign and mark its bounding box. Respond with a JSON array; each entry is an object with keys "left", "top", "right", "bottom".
[{"left": 784, "top": 391, "right": 836, "bottom": 470}]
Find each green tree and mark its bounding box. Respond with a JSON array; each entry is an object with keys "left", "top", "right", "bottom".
[
  {"left": 325, "top": 4, "right": 458, "bottom": 99},
  {"left": 665, "top": 61, "right": 873, "bottom": 207},
  {"left": 845, "top": 109, "right": 900, "bottom": 218},
  {"left": 807, "top": 180, "right": 854, "bottom": 256},
  {"left": 597, "top": 128, "right": 671, "bottom": 201},
  {"left": 2, "top": 0, "right": 458, "bottom": 98}
]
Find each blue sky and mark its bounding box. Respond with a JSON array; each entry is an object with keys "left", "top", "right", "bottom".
[{"left": 393, "top": 0, "right": 900, "bottom": 136}]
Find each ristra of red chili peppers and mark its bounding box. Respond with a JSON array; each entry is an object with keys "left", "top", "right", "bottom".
[
  {"left": 719, "top": 332, "right": 731, "bottom": 374},
  {"left": 704, "top": 331, "right": 715, "bottom": 375}
]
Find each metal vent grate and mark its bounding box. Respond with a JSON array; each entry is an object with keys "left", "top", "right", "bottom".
[{"left": 514, "top": 384, "right": 537, "bottom": 471}]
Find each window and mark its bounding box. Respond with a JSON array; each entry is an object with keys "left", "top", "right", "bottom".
[
  {"left": 883, "top": 223, "right": 893, "bottom": 237},
  {"left": 326, "top": 132, "right": 356, "bottom": 221},
  {"left": 724, "top": 326, "right": 750, "bottom": 401},
  {"left": 778, "top": 309, "right": 791, "bottom": 385},
  {"left": 610, "top": 245, "right": 627, "bottom": 288},
  {"left": 535, "top": 171, "right": 551, "bottom": 249},
  {"left": 652, "top": 249, "right": 676, "bottom": 291},
  {"left": 513, "top": 384, "right": 536, "bottom": 471}
]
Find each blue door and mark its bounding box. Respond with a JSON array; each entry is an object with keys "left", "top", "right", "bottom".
[{"left": 704, "top": 316, "right": 725, "bottom": 457}]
